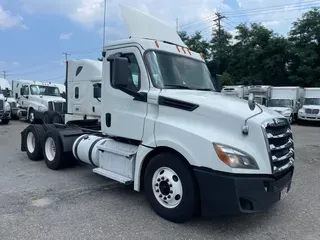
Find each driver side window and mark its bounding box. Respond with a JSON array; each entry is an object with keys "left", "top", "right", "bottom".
[
  {"left": 110, "top": 53, "right": 141, "bottom": 92},
  {"left": 21, "top": 85, "right": 29, "bottom": 95}
]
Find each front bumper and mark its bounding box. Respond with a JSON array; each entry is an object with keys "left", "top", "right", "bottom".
[
  {"left": 0, "top": 111, "right": 11, "bottom": 119},
  {"left": 298, "top": 114, "right": 320, "bottom": 121},
  {"left": 193, "top": 166, "right": 294, "bottom": 216}
]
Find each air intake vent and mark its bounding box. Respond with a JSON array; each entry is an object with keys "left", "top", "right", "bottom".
[{"left": 158, "top": 96, "right": 199, "bottom": 111}]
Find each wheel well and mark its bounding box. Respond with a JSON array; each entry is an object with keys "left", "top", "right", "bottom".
[{"left": 139, "top": 146, "right": 193, "bottom": 191}]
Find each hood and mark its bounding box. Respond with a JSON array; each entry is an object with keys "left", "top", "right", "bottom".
[
  {"left": 302, "top": 105, "right": 320, "bottom": 110},
  {"left": 33, "top": 95, "right": 65, "bottom": 103},
  {"left": 268, "top": 107, "right": 292, "bottom": 112},
  {"left": 159, "top": 89, "right": 281, "bottom": 123}
]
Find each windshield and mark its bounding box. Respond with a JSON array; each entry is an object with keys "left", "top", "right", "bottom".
[
  {"left": 145, "top": 51, "right": 215, "bottom": 91},
  {"left": 30, "top": 85, "right": 60, "bottom": 96},
  {"left": 267, "top": 99, "right": 293, "bottom": 107},
  {"left": 0, "top": 89, "right": 13, "bottom": 97},
  {"left": 254, "top": 96, "right": 267, "bottom": 105},
  {"left": 304, "top": 98, "right": 320, "bottom": 105}
]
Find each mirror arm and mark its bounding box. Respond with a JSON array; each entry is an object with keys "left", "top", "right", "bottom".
[{"left": 118, "top": 86, "right": 147, "bottom": 102}]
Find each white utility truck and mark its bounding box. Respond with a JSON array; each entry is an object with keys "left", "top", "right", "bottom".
[
  {"left": 267, "top": 87, "right": 304, "bottom": 124},
  {"left": 12, "top": 80, "right": 66, "bottom": 123},
  {"left": 63, "top": 59, "right": 102, "bottom": 130},
  {"left": 0, "top": 93, "right": 11, "bottom": 124},
  {"left": 0, "top": 78, "right": 20, "bottom": 119},
  {"left": 248, "top": 85, "right": 271, "bottom": 106},
  {"left": 20, "top": 5, "right": 295, "bottom": 223},
  {"left": 298, "top": 87, "right": 320, "bottom": 122},
  {"left": 221, "top": 85, "right": 248, "bottom": 99}
]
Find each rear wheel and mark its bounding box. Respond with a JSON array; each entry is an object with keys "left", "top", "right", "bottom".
[
  {"left": 24, "top": 125, "right": 44, "bottom": 161},
  {"left": 42, "top": 130, "right": 75, "bottom": 170},
  {"left": 144, "top": 152, "right": 198, "bottom": 223}
]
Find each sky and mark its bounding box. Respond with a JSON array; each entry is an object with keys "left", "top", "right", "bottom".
[{"left": 0, "top": 0, "right": 319, "bottom": 84}]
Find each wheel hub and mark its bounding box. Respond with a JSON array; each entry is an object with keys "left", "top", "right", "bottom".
[{"left": 152, "top": 167, "right": 183, "bottom": 208}]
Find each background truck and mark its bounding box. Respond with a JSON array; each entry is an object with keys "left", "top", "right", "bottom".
[
  {"left": 20, "top": 5, "right": 295, "bottom": 223},
  {"left": 63, "top": 59, "right": 102, "bottom": 130},
  {"left": 298, "top": 87, "right": 320, "bottom": 122},
  {"left": 0, "top": 78, "right": 20, "bottom": 119},
  {"left": 248, "top": 85, "right": 271, "bottom": 106},
  {"left": 0, "top": 93, "right": 11, "bottom": 124},
  {"left": 266, "top": 86, "right": 304, "bottom": 123},
  {"left": 12, "top": 80, "right": 66, "bottom": 123},
  {"left": 221, "top": 85, "right": 249, "bottom": 99},
  {"left": 43, "top": 82, "right": 66, "bottom": 99}
]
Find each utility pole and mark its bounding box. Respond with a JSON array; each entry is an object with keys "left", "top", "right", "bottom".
[
  {"left": 102, "top": 0, "right": 107, "bottom": 49},
  {"left": 62, "top": 52, "right": 71, "bottom": 63},
  {"left": 214, "top": 13, "right": 225, "bottom": 39},
  {"left": 1, "top": 71, "right": 6, "bottom": 79}
]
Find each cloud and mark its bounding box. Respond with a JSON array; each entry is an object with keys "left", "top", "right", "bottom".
[
  {"left": 13, "top": 61, "right": 20, "bottom": 66},
  {"left": 59, "top": 32, "right": 73, "bottom": 40},
  {"left": 0, "top": 6, "right": 26, "bottom": 30}
]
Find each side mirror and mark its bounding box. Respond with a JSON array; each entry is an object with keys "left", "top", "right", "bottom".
[
  {"left": 93, "top": 83, "right": 101, "bottom": 98},
  {"left": 111, "top": 57, "right": 129, "bottom": 88},
  {"left": 15, "top": 93, "right": 18, "bottom": 99},
  {"left": 248, "top": 93, "right": 256, "bottom": 111},
  {"left": 20, "top": 88, "right": 23, "bottom": 95},
  {"left": 214, "top": 75, "right": 222, "bottom": 92}
]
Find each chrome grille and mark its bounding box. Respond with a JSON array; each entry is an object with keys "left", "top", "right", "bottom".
[
  {"left": 0, "top": 100, "right": 3, "bottom": 111},
  {"left": 305, "top": 108, "right": 319, "bottom": 114},
  {"left": 9, "top": 102, "right": 17, "bottom": 108},
  {"left": 262, "top": 118, "right": 294, "bottom": 173}
]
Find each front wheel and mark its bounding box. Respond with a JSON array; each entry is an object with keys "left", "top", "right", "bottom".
[
  {"left": 1, "top": 119, "right": 9, "bottom": 124},
  {"left": 144, "top": 152, "right": 198, "bottom": 223},
  {"left": 29, "top": 109, "right": 36, "bottom": 123}
]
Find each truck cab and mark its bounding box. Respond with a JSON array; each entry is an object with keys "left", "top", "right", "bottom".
[
  {"left": 267, "top": 87, "right": 304, "bottom": 124},
  {"left": 298, "top": 87, "right": 320, "bottom": 122},
  {"left": 20, "top": 5, "right": 295, "bottom": 223},
  {"left": 0, "top": 78, "right": 19, "bottom": 119},
  {"left": 12, "top": 80, "right": 66, "bottom": 123},
  {"left": 248, "top": 85, "right": 271, "bottom": 106}
]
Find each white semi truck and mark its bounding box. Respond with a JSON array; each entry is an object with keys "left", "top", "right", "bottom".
[
  {"left": 267, "top": 87, "right": 304, "bottom": 124},
  {"left": 0, "top": 78, "right": 20, "bottom": 119},
  {"left": 63, "top": 59, "right": 102, "bottom": 130},
  {"left": 248, "top": 85, "right": 271, "bottom": 106},
  {"left": 20, "top": 5, "right": 295, "bottom": 223},
  {"left": 298, "top": 87, "right": 320, "bottom": 122},
  {"left": 12, "top": 80, "right": 66, "bottom": 123},
  {"left": 0, "top": 93, "right": 11, "bottom": 124},
  {"left": 221, "top": 85, "right": 249, "bottom": 99}
]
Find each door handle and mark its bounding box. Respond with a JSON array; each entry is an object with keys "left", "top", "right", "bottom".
[{"left": 105, "top": 113, "right": 111, "bottom": 127}]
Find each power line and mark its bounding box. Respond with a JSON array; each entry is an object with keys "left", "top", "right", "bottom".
[
  {"left": 180, "top": 18, "right": 216, "bottom": 31},
  {"left": 179, "top": 15, "right": 214, "bottom": 28},
  {"left": 222, "top": 0, "right": 320, "bottom": 15},
  {"left": 225, "top": 4, "right": 320, "bottom": 18}
]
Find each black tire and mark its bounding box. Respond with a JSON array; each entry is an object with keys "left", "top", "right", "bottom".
[
  {"left": 43, "top": 112, "right": 51, "bottom": 124},
  {"left": 52, "top": 112, "right": 63, "bottom": 124},
  {"left": 29, "top": 109, "right": 36, "bottom": 124},
  {"left": 42, "top": 130, "right": 73, "bottom": 170},
  {"left": 144, "top": 152, "right": 198, "bottom": 223},
  {"left": 24, "top": 124, "right": 44, "bottom": 161},
  {"left": 1, "top": 119, "right": 9, "bottom": 124}
]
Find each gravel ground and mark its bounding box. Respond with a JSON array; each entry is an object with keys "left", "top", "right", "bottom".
[{"left": 0, "top": 121, "right": 320, "bottom": 240}]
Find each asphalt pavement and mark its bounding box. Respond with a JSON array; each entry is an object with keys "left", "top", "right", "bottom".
[{"left": 1, "top": 121, "right": 320, "bottom": 240}]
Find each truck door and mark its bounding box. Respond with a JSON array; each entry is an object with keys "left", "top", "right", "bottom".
[
  {"left": 102, "top": 46, "right": 148, "bottom": 141},
  {"left": 19, "top": 85, "right": 30, "bottom": 108}
]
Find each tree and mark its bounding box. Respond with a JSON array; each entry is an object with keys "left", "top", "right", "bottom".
[
  {"left": 288, "top": 7, "right": 320, "bottom": 87},
  {"left": 227, "top": 23, "right": 290, "bottom": 85},
  {"left": 178, "top": 31, "right": 210, "bottom": 59}
]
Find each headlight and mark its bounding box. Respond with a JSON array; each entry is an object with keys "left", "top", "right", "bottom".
[
  {"left": 298, "top": 109, "right": 305, "bottom": 114},
  {"left": 38, "top": 106, "right": 47, "bottom": 112},
  {"left": 16, "top": 103, "right": 20, "bottom": 108},
  {"left": 281, "top": 110, "right": 292, "bottom": 117},
  {"left": 213, "top": 143, "right": 259, "bottom": 169},
  {"left": 5, "top": 105, "right": 10, "bottom": 111}
]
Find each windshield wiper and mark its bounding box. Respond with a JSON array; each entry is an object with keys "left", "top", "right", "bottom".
[{"left": 163, "top": 84, "right": 192, "bottom": 89}]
